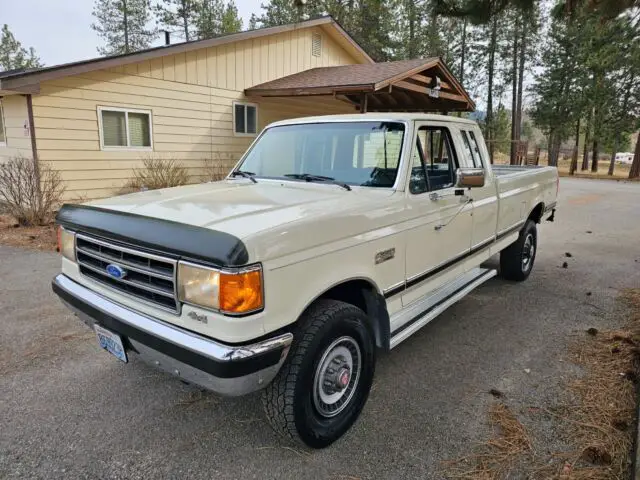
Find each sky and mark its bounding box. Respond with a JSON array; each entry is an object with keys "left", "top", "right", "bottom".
[{"left": 2, "top": 0, "right": 262, "bottom": 67}]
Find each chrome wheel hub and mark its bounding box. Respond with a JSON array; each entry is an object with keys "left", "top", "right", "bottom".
[
  {"left": 522, "top": 233, "right": 535, "bottom": 271},
  {"left": 313, "top": 336, "right": 361, "bottom": 418}
]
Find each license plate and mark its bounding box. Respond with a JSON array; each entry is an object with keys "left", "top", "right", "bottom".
[{"left": 94, "top": 324, "right": 127, "bottom": 363}]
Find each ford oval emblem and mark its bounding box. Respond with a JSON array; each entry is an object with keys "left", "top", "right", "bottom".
[{"left": 106, "top": 264, "right": 127, "bottom": 279}]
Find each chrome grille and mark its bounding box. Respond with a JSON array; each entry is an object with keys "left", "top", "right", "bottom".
[{"left": 75, "top": 234, "right": 179, "bottom": 313}]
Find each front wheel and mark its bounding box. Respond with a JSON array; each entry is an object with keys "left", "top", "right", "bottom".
[
  {"left": 500, "top": 219, "right": 537, "bottom": 281},
  {"left": 262, "top": 299, "right": 375, "bottom": 448}
]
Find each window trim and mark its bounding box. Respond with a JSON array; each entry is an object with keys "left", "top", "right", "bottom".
[
  {"left": 409, "top": 125, "right": 459, "bottom": 195},
  {"left": 232, "top": 101, "right": 258, "bottom": 137},
  {"left": 97, "top": 106, "right": 153, "bottom": 151},
  {"left": 0, "top": 101, "right": 7, "bottom": 147}
]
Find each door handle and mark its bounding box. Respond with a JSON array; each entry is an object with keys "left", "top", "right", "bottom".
[{"left": 429, "top": 190, "right": 471, "bottom": 202}]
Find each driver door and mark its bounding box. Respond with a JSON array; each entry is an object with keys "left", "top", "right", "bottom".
[{"left": 401, "top": 125, "right": 474, "bottom": 307}]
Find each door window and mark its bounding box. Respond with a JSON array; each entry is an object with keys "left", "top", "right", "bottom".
[
  {"left": 410, "top": 127, "right": 459, "bottom": 193},
  {"left": 462, "top": 130, "right": 481, "bottom": 167}
]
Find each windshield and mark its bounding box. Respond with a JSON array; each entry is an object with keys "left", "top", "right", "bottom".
[{"left": 235, "top": 121, "right": 406, "bottom": 188}]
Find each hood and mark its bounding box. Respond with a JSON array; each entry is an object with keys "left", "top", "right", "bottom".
[{"left": 89, "top": 180, "right": 394, "bottom": 241}]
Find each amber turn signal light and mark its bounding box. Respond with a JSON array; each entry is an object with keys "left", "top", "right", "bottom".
[{"left": 219, "top": 269, "right": 263, "bottom": 314}]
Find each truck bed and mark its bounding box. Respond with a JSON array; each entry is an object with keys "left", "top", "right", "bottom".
[{"left": 491, "top": 165, "right": 548, "bottom": 177}]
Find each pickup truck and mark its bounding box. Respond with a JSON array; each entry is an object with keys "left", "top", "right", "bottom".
[{"left": 52, "top": 113, "right": 557, "bottom": 448}]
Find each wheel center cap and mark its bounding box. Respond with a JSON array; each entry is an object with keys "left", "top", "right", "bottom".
[{"left": 336, "top": 367, "right": 350, "bottom": 390}]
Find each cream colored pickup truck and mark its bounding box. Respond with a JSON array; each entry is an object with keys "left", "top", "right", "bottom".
[{"left": 52, "top": 113, "right": 557, "bottom": 448}]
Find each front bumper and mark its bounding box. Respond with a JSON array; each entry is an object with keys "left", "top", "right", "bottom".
[{"left": 52, "top": 274, "right": 293, "bottom": 396}]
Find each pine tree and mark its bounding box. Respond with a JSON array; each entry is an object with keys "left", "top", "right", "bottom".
[
  {"left": 251, "top": 0, "right": 398, "bottom": 61},
  {"left": 0, "top": 25, "right": 42, "bottom": 71},
  {"left": 154, "top": 0, "right": 199, "bottom": 41},
  {"left": 195, "top": 0, "right": 243, "bottom": 39},
  {"left": 220, "top": 1, "right": 243, "bottom": 33},
  {"left": 92, "top": 0, "right": 156, "bottom": 55}
]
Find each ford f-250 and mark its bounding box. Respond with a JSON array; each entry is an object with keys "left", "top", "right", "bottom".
[{"left": 52, "top": 113, "right": 558, "bottom": 448}]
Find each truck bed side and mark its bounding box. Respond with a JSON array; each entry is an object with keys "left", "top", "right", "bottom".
[{"left": 493, "top": 165, "right": 558, "bottom": 235}]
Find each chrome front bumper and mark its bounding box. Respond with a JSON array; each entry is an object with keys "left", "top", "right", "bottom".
[{"left": 52, "top": 274, "right": 293, "bottom": 396}]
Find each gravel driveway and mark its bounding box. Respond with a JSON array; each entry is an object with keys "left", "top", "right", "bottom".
[{"left": 1, "top": 178, "right": 640, "bottom": 479}]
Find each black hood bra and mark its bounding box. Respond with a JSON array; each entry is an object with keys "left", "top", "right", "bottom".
[{"left": 56, "top": 204, "right": 250, "bottom": 267}]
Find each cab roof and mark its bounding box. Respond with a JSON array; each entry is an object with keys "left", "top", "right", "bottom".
[{"left": 267, "top": 113, "right": 479, "bottom": 128}]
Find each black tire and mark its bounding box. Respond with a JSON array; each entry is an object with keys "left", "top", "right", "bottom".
[
  {"left": 500, "top": 219, "right": 537, "bottom": 281},
  {"left": 262, "top": 299, "right": 375, "bottom": 449}
]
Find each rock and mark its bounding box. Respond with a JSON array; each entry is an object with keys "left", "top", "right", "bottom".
[
  {"left": 586, "top": 230, "right": 592, "bottom": 234},
  {"left": 488, "top": 388, "right": 504, "bottom": 398},
  {"left": 587, "top": 327, "right": 598, "bottom": 336},
  {"left": 562, "top": 261, "right": 568, "bottom": 268},
  {"left": 524, "top": 368, "right": 531, "bottom": 374},
  {"left": 586, "top": 291, "right": 592, "bottom": 296},
  {"left": 565, "top": 252, "right": 573, "bottom": 257}
]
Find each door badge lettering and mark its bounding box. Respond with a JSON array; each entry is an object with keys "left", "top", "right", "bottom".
[{"left": 375, "top": 248, "right": 396, "bottom": 265}]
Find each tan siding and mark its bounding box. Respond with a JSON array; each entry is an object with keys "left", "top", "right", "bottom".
[
  {"left": 226, "top": 44, "right": 236, "bottom": 90},
  {"left": 235, "top": 42, "right": 244, "bottom": 91},
  {"left": 0, "top": 95, "right": 33, "bottom": 161},
  {"left": 150, "top": 58, "right": 163, "bottom": 79},
  {"left": 162, "top": 56, "right": 175, "bottom": 81},
  {"left": 196, "top": 49, "right": 208, "bottom": 86},
  {"left": 186, "top": 51, "right": 198, "bottom": 84},
  {"left": 32, "top": 25, "right": 362, "bottom": 199},
  {"left": 138, "top": 60, "right": 151, "bottom": 77},
  {"left": 174, "top": 53, "right": 187, "bottom": 83}
]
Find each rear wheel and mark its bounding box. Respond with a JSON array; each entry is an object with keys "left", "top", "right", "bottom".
[
  {"left": 500, "top": 219, "right": 537, "bottom": 281},
  {"left": 262, "top": 299, "right": 375, "bottom": 449}
]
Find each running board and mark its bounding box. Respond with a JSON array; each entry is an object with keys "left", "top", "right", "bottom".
[{"left": 389, "top": 267, "right": 497, "bottom": 349}]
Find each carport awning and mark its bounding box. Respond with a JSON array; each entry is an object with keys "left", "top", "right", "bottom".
[{"left": 244, "top": 58, "right": 475, "bottom": 112}]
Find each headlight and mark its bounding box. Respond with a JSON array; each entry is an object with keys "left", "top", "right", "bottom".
[
  {"left": 57, "top": 227, "right": 76, "bottom": 261},
  {"left": 178, "top": 262, "right": 263, "bottom": 314}
]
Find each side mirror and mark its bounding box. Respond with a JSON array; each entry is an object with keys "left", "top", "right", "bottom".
[{"left": 456, "top": 168, "right": 485, "bottom": 188}]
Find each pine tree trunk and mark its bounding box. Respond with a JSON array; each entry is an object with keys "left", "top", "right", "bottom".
[
  {"left": 408, "top": 0, "right": 415, "bottom": 58},
  {"left": 123, "top": 0, "right": 129, "bottom": 53},
  {"left": 581, "top": 111, "right": 591, "bottom": 170},
  {"left": 486, "top": 18, "right": 498, "bottom": 165},
  {"left": 182, "top": 0, "right": 190, "bottom": 41},
  {"left": 629, "top": 134, "right": 640, "bottom": 179},
  {"left": 510, "top": 17, "right": 519, "bottom": 166},
  {"left": 515, "top": 19, "right": 527, "bottom": 142},
  {"left": 570, "top": 118, "right": 580, "bottom": 175},
  {"left": 591, "top": 138, "right": 599, "bottom": 173},
  {"left": 608, "top": 134, "right": 619, "bottom": 176},
  {"left": 459, "top": 19, "right": 467, "bottom": 87}
]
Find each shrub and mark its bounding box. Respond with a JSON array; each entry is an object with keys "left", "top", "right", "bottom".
[
  {"left": 124, "top": 155, "right": 189, "bottom": 192},
  {"left": 201, "top": 153, "right": 234, "bottom": 182},
  {"left": 0, "top": 156, "right": 65, "bottom": 226}
]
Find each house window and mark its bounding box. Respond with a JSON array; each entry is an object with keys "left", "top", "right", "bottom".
[
  {"left": 0, "top": 101, "right": 6, "bottom": 146},
  {"left": 233, "top": 102, "right": 257, "bottom": 136},
  {"left": 98, "top": 107, "right": 152, "bottom": 150}
]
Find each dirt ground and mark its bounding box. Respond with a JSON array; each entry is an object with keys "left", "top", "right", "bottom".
[{"left": 0, "top": 215, "right": 57, "bottom": 251}]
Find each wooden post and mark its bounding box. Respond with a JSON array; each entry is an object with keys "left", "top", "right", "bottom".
[{"left": 360, "top": 93, "right": 368, "bottom": 113}]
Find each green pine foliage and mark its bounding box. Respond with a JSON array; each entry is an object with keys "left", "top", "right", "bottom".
[
  {"left": 91, "top": 0, "right": 156, "bottom": 55},
  {"left": 195, "top": 0, "right": 243, "bottom": 39},
  {"left": 0, "top": 25, "right": 42, "bottom": 71}
]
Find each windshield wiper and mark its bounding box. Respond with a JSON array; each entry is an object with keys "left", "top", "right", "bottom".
[
  {"left": 230, "top": 170, "right": 257, "bottom": 183},
  {"left": 284, "top": 173, "right": 351, "bottom": 191}
]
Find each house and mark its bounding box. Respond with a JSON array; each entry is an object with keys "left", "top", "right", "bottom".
[{"left": 0, "top": 16, "right": 474, "bottom": 201}]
